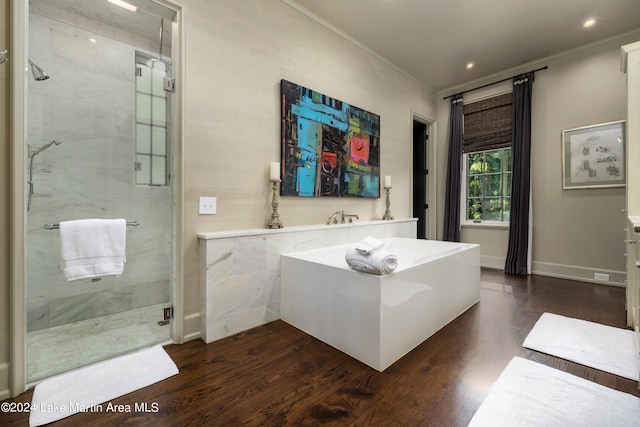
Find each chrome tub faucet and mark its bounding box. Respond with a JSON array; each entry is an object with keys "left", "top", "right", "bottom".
[
  {"left": 326, "top": 210, "right": 344, "bottom": 224},
  {"left": 326, "top": 210, "right": 359, "bottom": 224}
]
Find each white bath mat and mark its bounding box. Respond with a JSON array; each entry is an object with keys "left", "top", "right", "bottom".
[
  {"left": 468, "top": 357, "right": 640, "bottom": 426},
  {"left": 29, "top": 345, "right": 178, "bottom": 426},
  {"left": 523, "top": 312, "right": 639, "bottom": 381}
]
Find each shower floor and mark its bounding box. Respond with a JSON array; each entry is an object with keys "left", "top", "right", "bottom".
[{"left": 27, "top": 303, "right": 171, "bottom": 383}]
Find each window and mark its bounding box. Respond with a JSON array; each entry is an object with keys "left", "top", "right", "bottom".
[
  {"left": 135, "top": 53, "right": 170, "bottom": 186},
  {"left": 462, "top": 92, "right": 512, "bottom": 223},
  {"left": 465, "top": 148, "right": 511, "bottom": 222}
]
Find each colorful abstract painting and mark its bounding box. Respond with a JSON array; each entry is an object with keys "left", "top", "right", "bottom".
[{"left": 280, "top": 79, "right": 380, "bottom": 198}]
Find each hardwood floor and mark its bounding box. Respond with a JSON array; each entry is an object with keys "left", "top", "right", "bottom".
[{"left": 2, "top": 270, "right": 639, "bottom": 426}]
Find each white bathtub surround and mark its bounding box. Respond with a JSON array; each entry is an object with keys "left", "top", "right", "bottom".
[
  {"left": 281, "top": 238, "right": 480, "bottom": 371},
  {"left": 198, "top": 219, "right": 417, "bottom": 344}
]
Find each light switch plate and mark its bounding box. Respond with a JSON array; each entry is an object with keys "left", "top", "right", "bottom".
[{"left": 199, "top": 197, "right": 217, "bottom": 214}]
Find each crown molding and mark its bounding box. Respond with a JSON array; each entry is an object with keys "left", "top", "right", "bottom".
[{"left": 279, "top": 0, "right": 436, "bottom": 95}]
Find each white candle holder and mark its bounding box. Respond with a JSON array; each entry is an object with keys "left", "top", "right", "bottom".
[
  {"left": 382, "top": 186, "right": 394, "bottom": 220},
  {"left": 266, "top": 179, "right": 284, "bottom": 229}
]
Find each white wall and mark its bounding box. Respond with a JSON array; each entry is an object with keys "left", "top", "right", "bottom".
[
  {"left": 180, "top": 0, "right": 436, "bottom": 337},
  {"left": 436, "top": 31, "right": 640, "bottom": 284}
]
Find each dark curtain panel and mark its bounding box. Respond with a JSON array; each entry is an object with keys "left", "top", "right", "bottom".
[
  {"left": 505, "top": 73, "right": 534, "bottom": 275},
  {"left": 443, "top": 94, "right": 464, "bottom": 242}
]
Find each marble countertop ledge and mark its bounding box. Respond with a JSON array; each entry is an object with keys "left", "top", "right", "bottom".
[
  {"left": 628, "top": 216, "right": 640, "bottom": 233},
  {"left": 197, "top": 218, "right": 417, "bottom": 240}
]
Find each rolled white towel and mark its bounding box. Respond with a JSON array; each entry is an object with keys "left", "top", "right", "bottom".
[
  {"left": 345, "top": 247, "right": 398, "bottom": 275},
  {"left": 354, "top": 236, "right": 384, "bottom": 255}
]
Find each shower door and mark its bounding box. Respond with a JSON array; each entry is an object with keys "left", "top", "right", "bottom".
[{"left": 25, "top": 0, "right": 177, "bottom": 382}]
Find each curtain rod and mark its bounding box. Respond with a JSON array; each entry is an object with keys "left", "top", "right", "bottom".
[{"left": 443, "top": 65, "right": 548, "bottom": 100}]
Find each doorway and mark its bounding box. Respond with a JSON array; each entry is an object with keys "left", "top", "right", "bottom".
[{"left": 413, "top": 118, "right": 429, "bottom": 239}]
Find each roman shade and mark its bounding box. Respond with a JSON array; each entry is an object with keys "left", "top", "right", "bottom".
[{"left": 463, "top": 93, "right": 512, "bottom": 153}]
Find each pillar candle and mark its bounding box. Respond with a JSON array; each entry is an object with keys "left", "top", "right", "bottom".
[
  {"left": 384, "top": 175, "right": 391, "bottom": 187},
  {"left": 270, "top": 162, "right": 280, "bottom": 180}
]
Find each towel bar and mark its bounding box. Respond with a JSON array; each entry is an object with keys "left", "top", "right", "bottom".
[{"left": 43, "top": 220, "right": 140, "bottom": 230}]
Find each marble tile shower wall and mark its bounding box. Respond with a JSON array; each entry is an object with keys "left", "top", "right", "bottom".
[
  {"left": 199, "top": 219, "right": 417, "bottom": 343},
  {"left": 26, "top": 13, "right": 171, "bottom": 332}
]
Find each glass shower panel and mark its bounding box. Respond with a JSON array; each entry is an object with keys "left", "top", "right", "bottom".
[
  {"left": 136, "top": 155, "right": 152, "bottom": 186},
  {"left": 137, "top": 93, "right": 153, "bottom": 124},
  {"left": 137, "top": 124, "right": 152, "bottom": 153},
  {"left": 138, "top": 63, "right": 152, "bottom": 93},
  {"left": 135, "top": 55, "right": 170, "bottom": 186},
  {"left": 152, "top": 156, "right": 167, "bottom": 185},
  {"left": 152, "top": 63, "right": 166, "bottom": 96},
  {"left": 153, "top": 128, "right": 167, "bottom": 155},
  {"left": 26, "top": 0, "right": 176, "bottom": 383},
  {"left": 152, "top": 97, "right": 167, "bottom": 126}
]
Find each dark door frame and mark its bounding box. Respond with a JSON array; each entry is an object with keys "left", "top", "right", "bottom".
[{"left": 412, "top": 113, "right": 435, "bottom": 239}]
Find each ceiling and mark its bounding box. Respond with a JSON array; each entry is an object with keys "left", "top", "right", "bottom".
[{"left": 287, "top": 0, "right": 640, "bottom": 92}]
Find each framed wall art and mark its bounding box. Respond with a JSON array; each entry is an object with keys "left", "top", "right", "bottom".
[
  {"left": 562, "top": 120, "right": 626, "bottom": 189},
  {"left": 280, "top": 79, "right": 380, "bottom": 198}
]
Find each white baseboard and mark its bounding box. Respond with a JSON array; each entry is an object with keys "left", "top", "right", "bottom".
[
  {"left": 183, "top": 312, "right": 201, "bottom": 342},
  {"left": 183, "top": 331, "right": 201, "bottom": 342},
  {"left": 481, "top": 257, "right": 626, "bottom": 286},
  {"left": 0, "top": 362, "right": 10, "bottom": 400},
  {"left": 481, "top": 255, "right": 505, "bottom": 271},
  {"left": 184, "top": 259, "right": 626, "bottom": 347},
  {"left": 532, "top": 261, "right": 626, "bottom": 287}
]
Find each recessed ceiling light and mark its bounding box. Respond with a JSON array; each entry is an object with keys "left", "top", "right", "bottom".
[
  {"left": 107, "top": 0, "right": 137, "bottom": 12},
  {"left": 466, "top": 62, "right": 474, "bottom": 69},
  {"left": 583, "top": 18, "right": 596, "bottom": 28}
]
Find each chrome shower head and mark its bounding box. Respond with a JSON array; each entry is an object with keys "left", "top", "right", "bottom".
[{"left": 28, "top": 59, "right": 49, "bottom": 81}]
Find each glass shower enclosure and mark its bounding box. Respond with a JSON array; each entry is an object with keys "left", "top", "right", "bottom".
[{"left": 25, "top": 0, "right": 177, "bottom": 382}]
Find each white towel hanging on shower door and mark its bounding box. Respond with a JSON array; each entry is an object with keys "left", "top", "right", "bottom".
[{"left": 59, "top": 218, "right": 127, "bottom": 281}]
